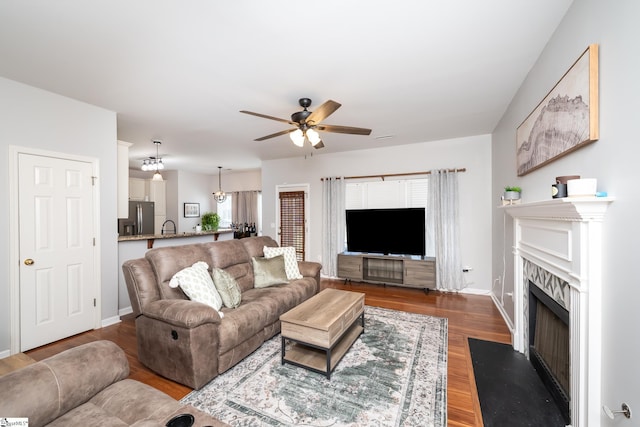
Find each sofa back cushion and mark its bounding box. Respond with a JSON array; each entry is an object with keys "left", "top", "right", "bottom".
[
  {"left": 207, "top": 239, "right": 254, "bottom": 292},
  {"left": 145, "top": 243, "right": 213, "bottom": 300},
  {"left": 242, "top": 235, "right": 279, "bottom": 257},
  {"left": 122, "top": 258, "right": 161, "bottom": 316}
]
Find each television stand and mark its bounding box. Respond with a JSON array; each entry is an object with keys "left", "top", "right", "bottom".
[{"left": 337, "top": 252, "right": 436, "bottom": 290}]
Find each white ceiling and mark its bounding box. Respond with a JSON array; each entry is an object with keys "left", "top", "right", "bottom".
[{"left": 0, "top": 1, "right": 573, "bottom": 175}]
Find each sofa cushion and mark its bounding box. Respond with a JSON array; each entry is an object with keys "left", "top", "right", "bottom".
[
  {"left": 217, "top": 299, "right": 277, "bottom": 353},
  {"left": 88, "top": 379, "right": 180, "bottom": 425},
  {"left": 169, "top": 261, "right": 223, "bottom": 312},
  {"left": 212, "top": 268, "right": 242, "bottom": 309},
  {"left": 263, "top": 246, "right": 303, "bottom": 280},
  {"left": 207, "top": 240, "right": 255, "bottom": 292},
  {"left": 46, "top": 401, "right": 130, "bottom": 427},
  {"left": 252, "top": 255, "right": 288, "bottom": 288},
  {"left": 241, "top": 235, "right": 279, "bottom": 258},
  {"left": 146, "top": 244, "right": 213, "bottom": 300}
]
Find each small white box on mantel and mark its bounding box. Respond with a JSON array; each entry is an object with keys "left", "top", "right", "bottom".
[{"left": 567, "top": 178, "right": 597, "bottom": 197}]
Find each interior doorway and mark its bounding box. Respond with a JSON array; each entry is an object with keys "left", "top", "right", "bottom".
[{"left": 10, "top": 146, "right": 100, "bottom": 352}]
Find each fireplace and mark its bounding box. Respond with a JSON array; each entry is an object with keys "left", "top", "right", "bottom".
[
  {"left": 529, "top": 279, "right": 570, "bottom": 424},
  {"left": 504, "top": 197, "right": 613, "bottom": 427}
]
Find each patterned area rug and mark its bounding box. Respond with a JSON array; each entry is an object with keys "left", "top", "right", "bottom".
[{"left": 182, "top": 306, "right": 447, "bottom": 426}]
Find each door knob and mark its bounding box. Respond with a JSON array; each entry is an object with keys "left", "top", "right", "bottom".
[{"left": 24, "top": 258, "right": 34, "bottom": 266}]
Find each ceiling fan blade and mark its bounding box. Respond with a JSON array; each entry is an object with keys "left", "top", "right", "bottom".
[
  {"left": 240, "top": 110, "right": 296, "bottom": 125},
  {"left": 254, "top": 128, "right": 296, "bottom": 141},
  {"left": 313, "top": 140, "right": 325, "bottom": 149},
  {"left": 305, "top": 100, "right": 341, "bottom": 125},
  {"left": 316, "top": 124, "right": 372, "bottom": 135}
]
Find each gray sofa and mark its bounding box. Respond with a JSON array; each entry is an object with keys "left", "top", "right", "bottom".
[
  {"left": 0, "top": 340, "right": 227, "bottom": 427},
  {"left": 122, "top": 236, "right": 322, "bottom": 390}
]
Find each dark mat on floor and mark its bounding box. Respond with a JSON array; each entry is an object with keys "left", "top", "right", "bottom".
[{"left": 468, "top": 338, "right": 566, "bottom": 427}]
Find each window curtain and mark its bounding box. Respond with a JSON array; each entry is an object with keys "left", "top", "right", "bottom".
[
  {"left": 232, "top": 191, "right": 259, "bottom": 225},
  {"left": 321, "top": 177, "right": 346, "bottom": 277},
  {"left": 426, "top": 170, "right": 465, "bottom": 291}
]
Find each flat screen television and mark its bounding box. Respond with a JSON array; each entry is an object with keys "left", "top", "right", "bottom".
[{"left": 345, "top": 208, "right": 426, "bottom": 256}]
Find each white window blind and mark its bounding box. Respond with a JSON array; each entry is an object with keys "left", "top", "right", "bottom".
[{"left": 346, "top": 178, "right": 428, "bottom": 209}]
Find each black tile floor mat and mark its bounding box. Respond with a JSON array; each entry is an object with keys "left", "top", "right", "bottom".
[{"left": 468, "top": 338, "right": 566, "bottom": 426}]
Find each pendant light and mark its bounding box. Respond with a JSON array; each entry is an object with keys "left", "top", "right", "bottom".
[
  {"left": 151, "top": 140, "right": 163, "bottom": 181},
  {"left": 213, "top": 166, "right": 227, "bottom": 203}
]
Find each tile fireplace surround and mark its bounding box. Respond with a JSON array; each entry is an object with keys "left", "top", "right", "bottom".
[{"left": 503, "top": 197, "right": 614, "bottom": 427}]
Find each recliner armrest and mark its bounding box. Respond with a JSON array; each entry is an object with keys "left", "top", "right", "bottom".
[
  {"left": 298, "top": 261, "right": 321, "bottom": 278},
  {"left": 142, "top": 299, "right": 222, "bottom": 328},
  {"left": 298, "top": 261, "right": 322, "bottom": 291}
]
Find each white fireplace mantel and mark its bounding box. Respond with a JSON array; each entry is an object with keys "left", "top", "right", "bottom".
[
  {"left": 503, "top": 196, "right": 614, "bottom": 222},
  {"left": 503, "top": 196, "right": 614, "bottom": 427}
]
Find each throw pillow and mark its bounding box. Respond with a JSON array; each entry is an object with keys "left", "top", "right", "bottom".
[
  {"left": 252, "top": 255, "right": 289, "bottom": 288},
  {"left": 168, "top": 261, "right": 224, "bottom": 313},
  {"left": 263, "top": 246, "right": 303, "bottom": 280},
  {"left": 211, "top": 268, "right": 242, "bottom": 309}
]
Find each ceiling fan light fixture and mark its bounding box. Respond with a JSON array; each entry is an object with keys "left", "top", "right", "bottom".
[
  {"left": 290, "top": 129, "right": 305, "bottom": 147},
  {"left": 241, "top": 98, "right": 372, "bottom": 149},
  {"left": 306, "top": 128, "right": 321, "bottom": 145}
]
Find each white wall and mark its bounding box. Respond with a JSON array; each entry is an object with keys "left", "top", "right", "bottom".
[
  {"left": 0, "top": 76, "right": 118, "bottom": 354},
  {"left": 214, "top": 169, "right": 261, "bottom": 193},
  {"left": 491, "top": 0, "right": 640, "bottom": 419},
  {"left": 262, "top": 135, "right": 493, "bottom": 292},
  {"left": 176, "top": 170, "right": 216, "bottom": 232}
]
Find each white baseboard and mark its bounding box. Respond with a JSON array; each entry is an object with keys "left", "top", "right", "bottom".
[
  {"left": 118, "top": 306, "right": 133, "bottom": 317},
  {"left": 490, "top": 292, "right": 515, "bottom": 334},
  {"left": 0, "top": 349, "right": 11, "bottom": 359},
  {"left": 101, "top": 315, "right": 121, "bottom": 328},
  {"left": 459, "top": 287, "right": 491, "bottom": 295},
  {"left": 100, "top": 306, "right": 133, "bottom": 328}
]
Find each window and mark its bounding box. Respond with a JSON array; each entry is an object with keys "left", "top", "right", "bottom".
[
  {"left": 346, "top": 178, "right": 428, "bottom": 209},
  {"left": 344, "top": 178, "right": 428, "bottom": 252},
  {"left": 217, "top": 195, "right": 233, "bottom": 228}
]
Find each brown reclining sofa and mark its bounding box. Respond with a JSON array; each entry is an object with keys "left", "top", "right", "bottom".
[{"left": 122, "top": 236, "right": 322, "bottom": 389}]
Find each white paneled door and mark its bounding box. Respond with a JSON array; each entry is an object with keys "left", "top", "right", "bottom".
[{"left": 18, "top": 153, "right": 97, "bottom": 351}]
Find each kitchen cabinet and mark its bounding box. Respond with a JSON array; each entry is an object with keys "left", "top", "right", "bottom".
[
  {"left": 117, "top": 141, "right": 132, "bottom": 218},
  {"left": 148, "top": 180, "right": 166, "bottom": 215},
  {"left": 148, "top": 180, "right": 166, "bottom": 234},
  {"left": 129, "top": 178, "right": 146, "bottom": 201}
]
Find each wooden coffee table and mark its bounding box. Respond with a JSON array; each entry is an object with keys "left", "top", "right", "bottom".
[{"left": 280, "top": 288, "right": 365, "bottom": 379}]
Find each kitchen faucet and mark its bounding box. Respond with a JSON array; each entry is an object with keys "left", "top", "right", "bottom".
[{"left": 161, "top": 219, "right": 176, "bottom": 235}]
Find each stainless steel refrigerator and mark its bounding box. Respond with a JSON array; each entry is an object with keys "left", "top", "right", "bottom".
[{"left": 124, "top": 201, "right": 155, "bottom": 235}]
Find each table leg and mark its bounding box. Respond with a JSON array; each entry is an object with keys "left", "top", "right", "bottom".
[{"left": 326, "top": 348, "right": 331, "bottom": 379}]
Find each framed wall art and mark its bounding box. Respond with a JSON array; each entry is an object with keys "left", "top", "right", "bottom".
[
  {"left": 516, "top": 44, "right": 599, "bottom": 176},
  {"left": 184, "top": 202, "right": 200, "bottom": 218}
]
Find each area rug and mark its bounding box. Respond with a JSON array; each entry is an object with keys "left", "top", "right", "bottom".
[{"left": 181, "top": 306, "right": 447, "bottom": 427}]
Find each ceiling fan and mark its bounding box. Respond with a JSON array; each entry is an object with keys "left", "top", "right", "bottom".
[{"left": 240, "top": 98, "right": 372, "bottom": 149}]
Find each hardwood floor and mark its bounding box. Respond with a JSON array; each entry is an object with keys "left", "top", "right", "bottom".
[{"left": 25, "top": 278, "right": 511, "bottom": 426}]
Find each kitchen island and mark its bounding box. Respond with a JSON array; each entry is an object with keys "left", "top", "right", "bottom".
[{"left": 117, "top": 229, "right": 234, "bottom": 316}]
